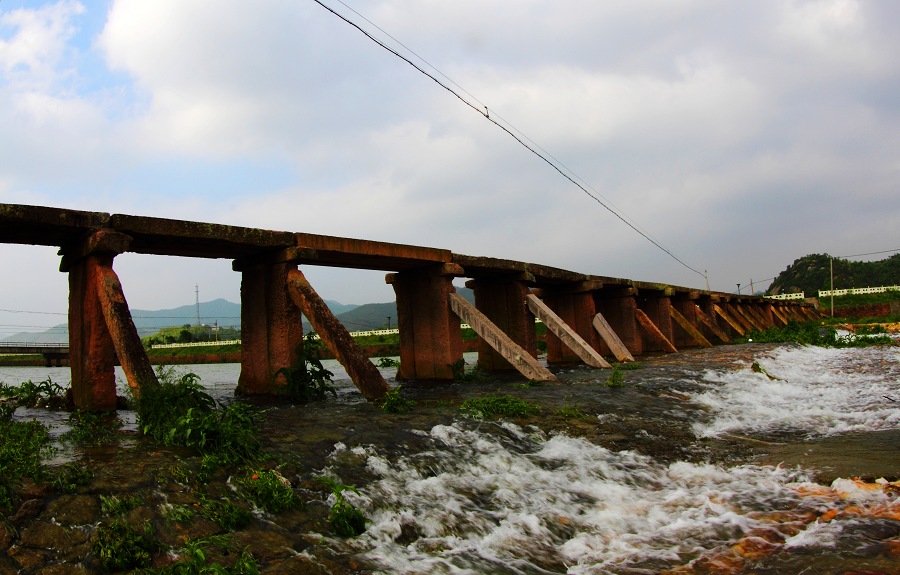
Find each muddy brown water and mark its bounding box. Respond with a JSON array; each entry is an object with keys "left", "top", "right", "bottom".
[{"left": 1, "top": 343, "right": 898, "bottom": 574}]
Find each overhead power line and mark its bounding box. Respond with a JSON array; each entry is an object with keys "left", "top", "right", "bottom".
[
  {"left": 312, "top": 0, "right": 706, "bottom": 279},
  {"left": 837, "top": 248, "right": 900, "bottom": 259}
]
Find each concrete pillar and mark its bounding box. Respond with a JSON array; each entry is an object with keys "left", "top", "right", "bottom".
[
  {"left": 386, "top": 264, "right": 464, "bottom": 380},
  {"left": 595, "top": 287, "right": 642, "bottom": 356},
  {"left": 237, "top": 262, "right": 305, "bottom": 395},
  {"left": 63, "top": 229, "right": 155, "bottom": 411},
  {"left": 542, "top": 288, "right": 599, "bottom": 364},
  {"left": 637, "top": 290, "right": 674, "bottom": 352},
  {"left": 68, "top": 253, "right": 118, "bottom": 411},
  {"left": 671, "top": 294, "right": 700, "bottom": 348},
  {"left": 466, "top": 275, "right": 535, "bottom": 371}
]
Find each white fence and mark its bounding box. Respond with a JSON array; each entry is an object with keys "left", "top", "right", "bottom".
[
  {"left": 766, "top": 292, "right": 805, "bottom": 300},
  {"left": 818, "top": 285, "right": 900, "bottom": 298}
]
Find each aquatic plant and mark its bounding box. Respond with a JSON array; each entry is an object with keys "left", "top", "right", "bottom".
[
  {"left": 379, "top": 386, "right": 415, "bottom": 413},
  {"left": 606, "top": 365, "right": 625, "bottom": 387},
  {"left": 275, "top": 334, "right": 336, "bottom": 403},
  {"left": 134, "top": 368, "right": 261, "bottom": 467},
  {"left": 242, "top": 469, "right": 298, "bottom": 513},
  {"left": 60, "top": 410, "right": 122, "bottom": 446},
  {"left": 51, "top": 463, "right": 94, "bottom": 493},
  {"left": 93, "top": 518, "right": 159, "bottom": 571},
  {"left": 460, "top": 395, "right": 541, "bottom": 419},
  {"left": 318, "top": 477, "right": 366, "bottom": 537},
  {"left": 198, "top": 495, "right": 251, "bottom": 530},
  {"left": 134, "top": 535, "right": 259, "bottom": 575},
  {"left": 100, "top": 493, "right": 144, "bottom": 516},
  {"left": 376, "top": 356, "right": 400, "bottom": 368},
  {"left": 555, "top": 399, "right": 589, "bottom": 419},
  {"left": 0, "top": 419, "right": 51, "bottom": 511},
  {"left": 0, "top": 377, "right": 66, "bottom": 408}
]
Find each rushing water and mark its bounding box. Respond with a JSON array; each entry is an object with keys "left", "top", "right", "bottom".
[{"left": 1, "top": 344, "right": 898, "bottom": 574}]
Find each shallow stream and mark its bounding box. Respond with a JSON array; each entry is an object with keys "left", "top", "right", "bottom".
[{"left": 1, "top": 343, "right": 898, "bottom": 574}]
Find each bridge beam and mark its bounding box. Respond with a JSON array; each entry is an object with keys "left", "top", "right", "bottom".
[{"left": 386, "top": 264, "right": 464, "bottom": 381}]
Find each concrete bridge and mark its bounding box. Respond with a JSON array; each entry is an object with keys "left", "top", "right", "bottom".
[
  {"left": 0, "top": 203, "right": 818, "bottom": 412},
  {"left": 0, "top": 342, "right": 69, "bottom": 366}
]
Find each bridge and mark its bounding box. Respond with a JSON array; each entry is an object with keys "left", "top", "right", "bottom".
[
  {"left": 0, "top": 203, "right": 817, "bottom": 412},
  {"left": 0, "top": 342, "right": 69, "bottom": 366}
]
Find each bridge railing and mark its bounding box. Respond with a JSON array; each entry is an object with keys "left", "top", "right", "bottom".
[{"left": 0, "top": 342, "right": 68, "bottom": 349}]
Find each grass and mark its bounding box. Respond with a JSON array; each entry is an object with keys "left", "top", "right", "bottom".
[
  {"left": 606, "top": 365, "right": 625, "bottom": 387},
  {"left": 0, "top": 377, "right": 67, "bottom": 408},
  {"left": 0, "top": 418, "right": 52, "bottom": 512},
  {"left": 274, "top": 334, "right": 336, "bottom": 403},
  {"left": 60, "top": 410, "right": 123, "bottom": 446},
  {"left": 742, "top": 320, "right": 894, "bottom": 348},
  {"left": 241, "top": 469, "right": 298, "bottom": 513},
  {"left": 460, "top": 395, "right": 541, "bottom": 419}
]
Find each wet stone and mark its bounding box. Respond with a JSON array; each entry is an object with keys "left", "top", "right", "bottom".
[
  {"left": 7, "top": 545, "right": 52, "bottom": 571},
  {"left": 229, "top": 529, "right": 297, "bottom": 562},
  {"left": 33, "top": 564, "right": 90, "bottom": 575},
  {"left": 19, "top": 520, "right": 88, "bottom": 550},
  {"left": 10, "top": 498, "right": 45, "bottom": 525},
  {"left": 45, "top": 494, "right": 100, "bottom": 526}
]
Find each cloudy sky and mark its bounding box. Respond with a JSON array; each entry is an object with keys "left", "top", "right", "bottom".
[{"left": 1, "top": 0, "right": 898, "bottom": 337}]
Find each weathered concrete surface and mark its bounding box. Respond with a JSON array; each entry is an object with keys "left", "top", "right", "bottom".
[
  {"left": 237, "top": 262, "right": 304, "bottom": 395},
  {"left": 95, "top": 264, "right": 159, "bottom": 395},
  {"left": 670, "top": 306, "right": 712, "bottom": 348},
  {"left": 0, "top": 203, "right": 109, "bottom": 247},
  {"left": 295, "top": 233, "right": 451, "bottom": 271},
  {"left": 387, "top": 264, "right": 464, "bottom": 380},
  {"left": 67, "top": 254, "right": 118, "bottom": 411},
  {"left": 538, "top": 289, "right": 602, "bottom": 365},
  {"left": 635, "top": 308, "right": 678, "bottom": 354},
  {"left": 450, "top": 293, "right": 556, "bottom": 382},
  {"left": 286, "top": 268, "right": 389, "bottom": 400},
  {"left": 466, "top": 276, "right": 536, "bottom": 371},
  {"left": 527, "top": 294, "right": 610, "bottom": 368},
  {"left": 591, "top": 312, "right": 634, "bottom": 362}
]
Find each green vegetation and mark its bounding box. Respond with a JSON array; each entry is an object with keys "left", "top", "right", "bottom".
[
  {"left": 460, "top": 394, "right": 541, "bottom": 419},
  {"left": 554, "top": 400, "right": 589, "bottom": 419},
  {"left": 0, "top": 377, "right": 66, "bottom": 408},
  {"left": 93, "top": 518, "right": 160, "bottom": 571},
  {"left": 742, "top": 320, "right": 893, "bottom": 347},
  {"left": 198, "top": 495, "right": 251, "bottom": 530},
  {"left": 318, "top": 477, "right": 366, "bottom": 538},
  {"left": 275, "top": 334, "right": 336, "bottom": 403},
  {"left": 241, "top": 469, "right": 298, "bottom": 513},
  {"left": 60, "top": 410, "right": 122, "bottom": 446},
  {"left": 606, "top": 365, "right": 625, "bottom": 387},
  {"left": 50, "top": 462, "right": 93, "bottom": 493},
  {"left": 0, "top": 418, "right": 52, "bottom": 511},
  {"left": 142, "top": 324, "right": 241, "bottom": 348},
  {"left": 378, "top": 386, "right": 416, "bottom": 413},
  {"left": 135, "top": 536, "right": 259, "bottom": 575},
  {"left": 134, "top": 367, "right": 261, "bottom": 467},
  {"left": 375, "top": 356, "right": 400, "bottom": 368},
  {"left": 769, "top": 253, "right": 900, "bottom": 296}
]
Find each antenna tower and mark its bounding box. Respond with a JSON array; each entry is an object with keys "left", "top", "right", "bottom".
[{"left": 195, "top": 284, "right": 201, "bottom": 326}]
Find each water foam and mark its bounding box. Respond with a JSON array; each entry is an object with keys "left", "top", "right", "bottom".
[
  {"left": 691, "top": 345, "right": 900, "bottom": 438},
  {"left": 336, "top": 422, "right": 825, "bottom": 574}
]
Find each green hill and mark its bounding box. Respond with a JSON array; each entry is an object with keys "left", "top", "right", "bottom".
[{"left": 769, "top": 253, "right": 900, "bottom": 295}]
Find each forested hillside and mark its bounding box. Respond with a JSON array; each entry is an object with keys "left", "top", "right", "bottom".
[{"left": 768, "top": 253, "right": 900, "bottom": 295}]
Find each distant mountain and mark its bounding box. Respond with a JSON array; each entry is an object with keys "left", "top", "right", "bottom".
[
  {"left": 0, "top": 291, "right": 485, "bottom": 343},
  {"left": 769, "top": 253, "right": 900, "bottom": 295}
]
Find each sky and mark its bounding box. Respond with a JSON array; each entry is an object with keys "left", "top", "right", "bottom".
[{"left": 1, "top": 0, "right": 899, "bottom": 337}]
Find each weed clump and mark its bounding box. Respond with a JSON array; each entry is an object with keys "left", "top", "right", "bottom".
[
  {"left": 379, "top": 386, "right": 415, "bottom": 413},
  {"left": 134, "top": 367, "right": 261, "bottom": 467},
  {"left": 606, "top": 365, "right": 625, "bottom": 387},
  {"left": 318, "top": 477, "right": 366, "bottom": 537},
  {"left": 0, "top": 418, "right": 52, "bottom": 512},
  {"left": 0, "top": 377, "right": 67, "bottom": 409},
  {"left": 460, "top": 395, "right": 540, "bottom": 419},
  {"left": 275, "top": 334, "right": 336, "bottom": 403},
  {"left": 744, "top": 320, "right": 893, "bottom": 348},
  {"left": 93, "top": 518, "right": 159, "bottom": 571},
  {"left": 242, "top": 469, "right": 298, "bottom": 513}
]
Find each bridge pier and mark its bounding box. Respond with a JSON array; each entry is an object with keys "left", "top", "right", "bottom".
[
  {"left": 540, "top": 283, "right": 601, "bottom": 365},
  {"left": 235, "top": 261, "right": 305, "bottom": 395},
  {"left": 465, "top": 274, "right": 536, "bottom": 371},
  {"left": 386, "top": 264, "right": 464, "bottom": 380},
  {"left": 595, "top": 287, "right": 642, "bottom": 356},
  {"left": 62, "top": 230, "right": 158, "bottom": 411}
]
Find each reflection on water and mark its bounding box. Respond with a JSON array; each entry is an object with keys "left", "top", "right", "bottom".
[{"left": 1, "top": 344, "right": 898, "bottom": 574}]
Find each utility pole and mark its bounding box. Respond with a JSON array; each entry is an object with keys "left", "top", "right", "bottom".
[
  {"left": 736, "top": 283, "right": 741, "bottom": 295},
  {"left": 830, "top": 256, "right": 834, "bottom": 317},
  {"left": 195, "top": 284, "right": 201, "bottom": 327},
  {"left": 387, "top": 316, "right": 391, "bottom": 330}
]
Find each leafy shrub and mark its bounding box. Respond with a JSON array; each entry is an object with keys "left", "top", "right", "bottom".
[{"left": 93, "top": 519, "right": 159, "bottom": 571}]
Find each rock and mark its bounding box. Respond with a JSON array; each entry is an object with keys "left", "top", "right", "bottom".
[{"left": 45, "top": 495, "right": 100, "bottom": 526}]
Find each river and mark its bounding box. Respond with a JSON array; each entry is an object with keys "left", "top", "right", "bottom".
[{"left": 1, "top": 343, "right": 898, "bottom": 574}]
